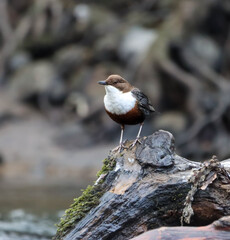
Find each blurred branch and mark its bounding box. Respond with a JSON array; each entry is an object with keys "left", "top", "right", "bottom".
[
  {"left": 184, "top": 54, "right": 230, "bottom": 91},
  {"left": 0, "top": 0, "right": 64, "bottom": 81},
  {"left": 157, "top": 56, "right": 230, "bottom": 148},
  {"left": 0, "top": 0, "right": 13, "bottom": 43},
  {"left": 177, "top": 93, "right": 230, "bottom": 146},
  {"left": 0, "top": 2, "right": 31, "bottom": 80},
  {"left": 157, "top": 58, "right": 201, "bottom": 91},
  {"left": 49, "top": 0, "right": 63, "bottom": 33}
]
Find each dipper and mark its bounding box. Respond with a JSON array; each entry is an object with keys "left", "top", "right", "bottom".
[{"left": 98, "top": 74, "right": 155, "bottom": 152}]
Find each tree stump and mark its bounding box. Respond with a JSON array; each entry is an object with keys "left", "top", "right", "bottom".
[{"left": 54, "top": 130, "right": 230, "bottom": 240}]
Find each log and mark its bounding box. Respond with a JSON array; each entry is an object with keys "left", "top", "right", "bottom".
[
  {"left": 54, "top": 130, "right": 230, "bottom": 240},
  {"left": 131, "top": 215, "right": 230, "bottom": 240}
]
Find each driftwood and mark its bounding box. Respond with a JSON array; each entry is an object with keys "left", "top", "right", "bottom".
[
  {"left": 131, "top": 215, "right": 230, "bottom": 240},
  {"left": 55, "top": 130, "right": 230, "bottom": 240}
]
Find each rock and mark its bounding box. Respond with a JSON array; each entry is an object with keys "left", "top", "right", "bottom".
[
  {"left": 72, "top": 4, "right": 119, "bottom": 39},
  {"left": 0, "top": 91, "right": 33, "bottom": 125},
  {"left": 182, "top": 34, "right": 221, "bottom": 70},
  {"left": 67, "top": 92, "right": 89, "bottom": 118},
  {"left": 94, "top": 33, "right": 119, "bottom": 62},
  {"left": 53, "top": 45, "right": 89, "bottom": 78},
  {"left": 8, "top": 51, "right": 31, "bottom": 72},
  {"left": 47, "top": 77, "right": 67, "bottom": 107},
  {"left": 69, "top": 67, "right": 92, "bottom": 91},
  {"left": 89, "top": 6, "right": 119, "bottom": 35},
  {"left": 136, "top": 130, "right": 174, "bottom": 167},
  {"left": 118, "top": 26, "right": 158, "bottom": 66},
  {"left": 8, "top": 61, "right": 55, "bottom": 100},
  {"left": 73, "top": 4, "right": 91, "bottom": 25}
]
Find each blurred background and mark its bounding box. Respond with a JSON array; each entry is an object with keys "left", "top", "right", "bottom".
[{"left": 0, "top": 0, "right": 230, "bottom": 239}]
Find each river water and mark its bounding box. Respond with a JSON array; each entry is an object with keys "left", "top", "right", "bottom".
[
  {"left": 0, "top": 209, "right": 58, "bottom": 240},
  {"left": 0, "top": 185, "right": 83, "bottom": 240},
  {"left": 0, "top": 112, "right": 113, "bottom": 239}
]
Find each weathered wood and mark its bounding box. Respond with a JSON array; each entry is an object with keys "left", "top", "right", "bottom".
[
  {"left": 131, "top": 216, "right": 230, "bottom": 240},
  {"left": 55, "top": 130, "right": 230, "bottom": 240}
]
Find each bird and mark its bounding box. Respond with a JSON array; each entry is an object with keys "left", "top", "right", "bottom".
[{"left": 98, "top": 74, "right": 155, "bottom": 152}]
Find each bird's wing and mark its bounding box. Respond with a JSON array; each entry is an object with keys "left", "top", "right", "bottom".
[{"left": 131, "top": 88, "right": 155, "bottom": 115}]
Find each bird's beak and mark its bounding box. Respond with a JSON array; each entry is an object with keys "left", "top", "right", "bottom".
[{"left": 98, "top": 80, "right": 107, "bottom": 85}]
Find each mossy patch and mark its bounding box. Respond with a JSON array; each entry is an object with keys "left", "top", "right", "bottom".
[
  {"left": 54, "top": 156, "right": 116, "bottom": 239},
  {"left": 55, "top": 184, "right": 104, "bottom": 239},
  {"left": 96, "top": 156, "right": 116, "bottom": 177}
]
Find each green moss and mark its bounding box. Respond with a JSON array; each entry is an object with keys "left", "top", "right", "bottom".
[
  {"left": 55, "top": 185, "right": 104, "bottom": 238},
  {"left": 54, "top": 156, "right": 116, "bottom": 239},
  {"left": 96, "top": 157, "right": 116, "bottom": 177}
]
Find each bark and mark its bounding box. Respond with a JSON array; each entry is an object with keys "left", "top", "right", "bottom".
[
  {"left": 131, "top": 215, "right": 230, "bottom": 240},
  {"left": 57, "top": 130, "right": 230, "bottom": 240}
]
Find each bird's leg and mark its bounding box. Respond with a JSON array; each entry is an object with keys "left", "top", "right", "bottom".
[
  {"left": 117, "top": 124, "right": 127, "bottom": 152},
  {"left": 119, "top": 124, "right": 124, "bottom": 146},
  {"left": 113, "top": 125, "right": 126, "bottom": 152},
  {"left": 130, "top": 122, "right": 144, "bottom": 148},
  {"left": 113, "top": 124, "right": 128, "bottom": 152}
]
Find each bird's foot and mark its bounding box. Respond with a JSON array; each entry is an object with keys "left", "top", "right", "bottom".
[
  {"left": 118, "top": 144, "right": 128, "bottom": 152},
  {"left": 113, "top": 140, "right": 128, "bottom": 153},
  {"left": 130, "top": 138, "right": 142, "bottom": 149}
]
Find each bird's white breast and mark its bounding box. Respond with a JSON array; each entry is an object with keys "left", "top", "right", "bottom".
[{"left": 104, "top": 85, "right": 136, "bottom": 115}]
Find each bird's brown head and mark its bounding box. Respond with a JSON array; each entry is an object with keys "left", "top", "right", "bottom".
[{"left": 98, "top": 75, "right": 132, "bottom": 93}]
